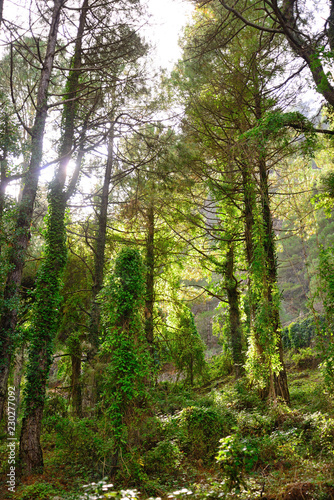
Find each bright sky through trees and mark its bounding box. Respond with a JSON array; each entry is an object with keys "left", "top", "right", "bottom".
[
  {"left": 0, "top": 0, "right": 194, "bottom": 196},
  {"left": 147, "top": 0, "right": 194, "bottom": 70}
]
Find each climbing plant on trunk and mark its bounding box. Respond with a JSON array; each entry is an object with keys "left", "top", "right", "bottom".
[
  {"left": 100, "top": 247, "right": 151, "bottom": 472},
  {"left": 0, "top": 0, "right": 65, "bottom": 422},
  {"left": 19, "top": 0, "right": 89, "bottom": 471}
]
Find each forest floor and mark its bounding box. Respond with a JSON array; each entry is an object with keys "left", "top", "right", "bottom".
[{"left": 1, "top": 348, "right": 334, "bottom": 500}]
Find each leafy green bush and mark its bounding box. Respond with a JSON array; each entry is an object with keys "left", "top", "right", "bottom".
[
  {"left": 281, "top": 316, "right": 318, "bottom": 349},
  {"left": 320, "top": 341, "right": 334, "bottom": 392},
  {"left": 291, "top": 347, "right": 319, "bottom": 369},
  {"left": 258, "top": 428, "right": 302, "bottom": 466},
  {"left": 177, "top": 405, "right": 227, "bottom": 461},
  {"left": 144, "top": 439, "right": 182, "bottom": 474},
  {"left": 206, "top": 352, "right": 233, "bottom": 380},
  {"left": 152, "top": 384, "right": 198, "bottom": 415},
  {"left": 19, "top": 482, "right": 59, "bottom": 500},
  {"left": 114, "top": 448, "right": 149, "bottom": 485},
  {"left": 236, "top": 410, "right": 275, "bottom": 436},
  {"left": 303, "top": 412, "right": 334, "bottom": 455},
  {"left": 216, "top": 434, "right": 258, "bottom": 493},
  {"left": 163, "top": 304, "right": 207, "bottom": 385},
  {"left": 51, "top": 417, "right": 115, "bottom": 474},
  {"left": 42, "top": 394, "right": 68, "bottom": 431}
]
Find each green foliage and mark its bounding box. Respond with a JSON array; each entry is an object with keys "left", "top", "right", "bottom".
[
  {"left": 288, "top": 347, "right": 318, "bottom": 370},
  {"left": 282, "top": 317, "right": 318, "bottom": 349},
  {"left": 43, "top": 394, "right": 68, "bottom": 421},
  {"left": 320, "top": 170, "right": 334, "bottom": 201},
  {"left": 164, "top": 304, "right": 207, "bottom": 385},
  {"left": 144, "top": 440, "right": 182, "bottom": 474},
  {"left": 318, "top": 247, "right": 334, "bottom": 391},
  {"left": 176, "top": 405, "right": 228, "bottom": 461},
  {"left": 46, "top": 416, "right": 115, "bottom": 475},
  {"left": 216, "top": 434, "right": 258, "bottom": 493},
  {"left": 100, "top": 247, "right": 151, "bottom": 446},
  {"left": 245, "top": 211, "right": 282, "bottom": 391},
  {"left": 21, "top": 182, "right": 67, "bottom": 417},
  {"left": 19, "top": 482, "right": 59, "bottom": 500},
  {"left": 303, "top": 412, "right": 334, "bottom": 456},
  {"left": 241, "top": 111, "right": 318, "bottom": 158},
  {"left": 206, "top": 352, "right": 234, "bottom": 380},
  {"left": 0, "top": 92, "right": 20, "bottom": 160},
  {"left": 319, "top": 247, "right": 334, "bottom": 326}
]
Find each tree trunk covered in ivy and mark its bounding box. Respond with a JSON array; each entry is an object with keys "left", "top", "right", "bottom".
[
  {"left": 19, "top": 0, "right": 88, "bottom": 471},
  {"left": 0, "top": 162, "right": 9, "bottom": 250},
  {"left": 240, "top": 163, "right": 259, "bottom": 337},
  {"left": 258, "top": 155, "right": 290, "bottom": 404},
  {"left": 19, "top": 186, "right": 67, "bottom": 472},
  {"left": 90, "top": 121, "right": 115, "bottom": 351},
  {"left": 0, "top": 0, "right": 64, "bottom": 422},
  {"left": 241, "top": 158, "right": 290, "bottom": 403},
  {"left": 253, "top": 88, "right": 289, "bottom": 404},
  {"left": 100, "top": 248, "right": 150, "bottom": 475}
]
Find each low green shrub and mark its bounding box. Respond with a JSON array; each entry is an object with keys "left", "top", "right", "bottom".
[
  {"left": 18, "top": 482, "right": 59, "bottom": 500},
  {"left": 114, "top": 448, "right": 149, "bottom": 485},
  {"left": 176, "top": 405, "right": 227, "bottom": 461},
  {"left": 216, "top": 434, "right": 258, "bottom": 493},
  {"left": 206, "top": 352, "right": 233, "bottom": 380},
  {"left": 42, "top": 394, "right": 68, "bottom": 430},
  {"left": 152, "top": 385, "right": 197, "bottom": 415},
  {"left": 303, "top": 412, "right": 334, "bottom": 455},
  {"left": 236, "top": 410, "right": 275, "bottom": 436},
  {"left": 290, "top": 347, "right": 319, "bottom": 370},
  {"left": 50, "top": 417, "right": 115, "bottom": 475},
  {"left": 220, "top": 380, "right": 263, "bottom": 410},
  {"left": 144, "top": 439, "right": 182, "bottom": 474}
]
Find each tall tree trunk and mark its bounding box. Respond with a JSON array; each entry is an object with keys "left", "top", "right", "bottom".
[
  {"left": 225, "top": 243, "right": 244, "bottom": 378},
  {"left": 0, "top": 0, "right": 4, "bottom": 28},
  {"left": 253, "top": 87, "right": 289, "bottom": 404},
  {"left": 71, "top": 338, "right": 82, "bottom": 418},
  {"left": 258, "top": 156, "right": 290, "bottom": 404},
  {"left": 145, "top": 201, "right": 154, "bottom": 356},
  {"left": 19, "top": 0, "right": 88, "bottom": 472},
  {"left": 240, "top": 162, "right": 269, "bottom": 398},
  {"left": 0, "top": 0, "right": 64, "bottom": 422},
  {"left": 0, "top": 156, "right": 9, "bottom": 255},
  {"left": 240, "top": 163, "right": 256, "bottom": 328},
  {"left": 13, "top": 346, "right": 24, "bottom": 426},
  {"left": 90, "top": 121, "right": 115, "bottom": 350},
  {"left": 19, "top": 185, "right": 67, "bottom": 472}
]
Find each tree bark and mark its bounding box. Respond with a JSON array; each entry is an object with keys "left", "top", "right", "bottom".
[
  {"left": 90, "top": 121, "right": 115, "bottom": 350},
  {"left": 0, "top": 0, "right": 64, "bottom": 423},
  {"left": 71, "top": 338, "right": 82, "bottom": 418},
  {"left": 258, "top": 155, "right": 290, "bottom": 404},
  {"left": 225, "top": 243, "right": 244, "bottom": 378},
  {"left": 145, "top": 201, "right": 155, "bottom": 356},
  {"left": 0, "top": 0, "right": 4, "bottom": 28},
  {"left": 13, "top": 346, "right": 24, "bottom": 425},
  {"left": 19, "top": 0, "right": 88, "bottom": 471},
  {"left": 19, "top": 187, "right": 67, "bottom": 473}
]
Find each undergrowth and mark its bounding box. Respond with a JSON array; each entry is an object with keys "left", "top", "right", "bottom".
[{"left": 2, "top": 348, "right": 334, "bottom": 500}]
